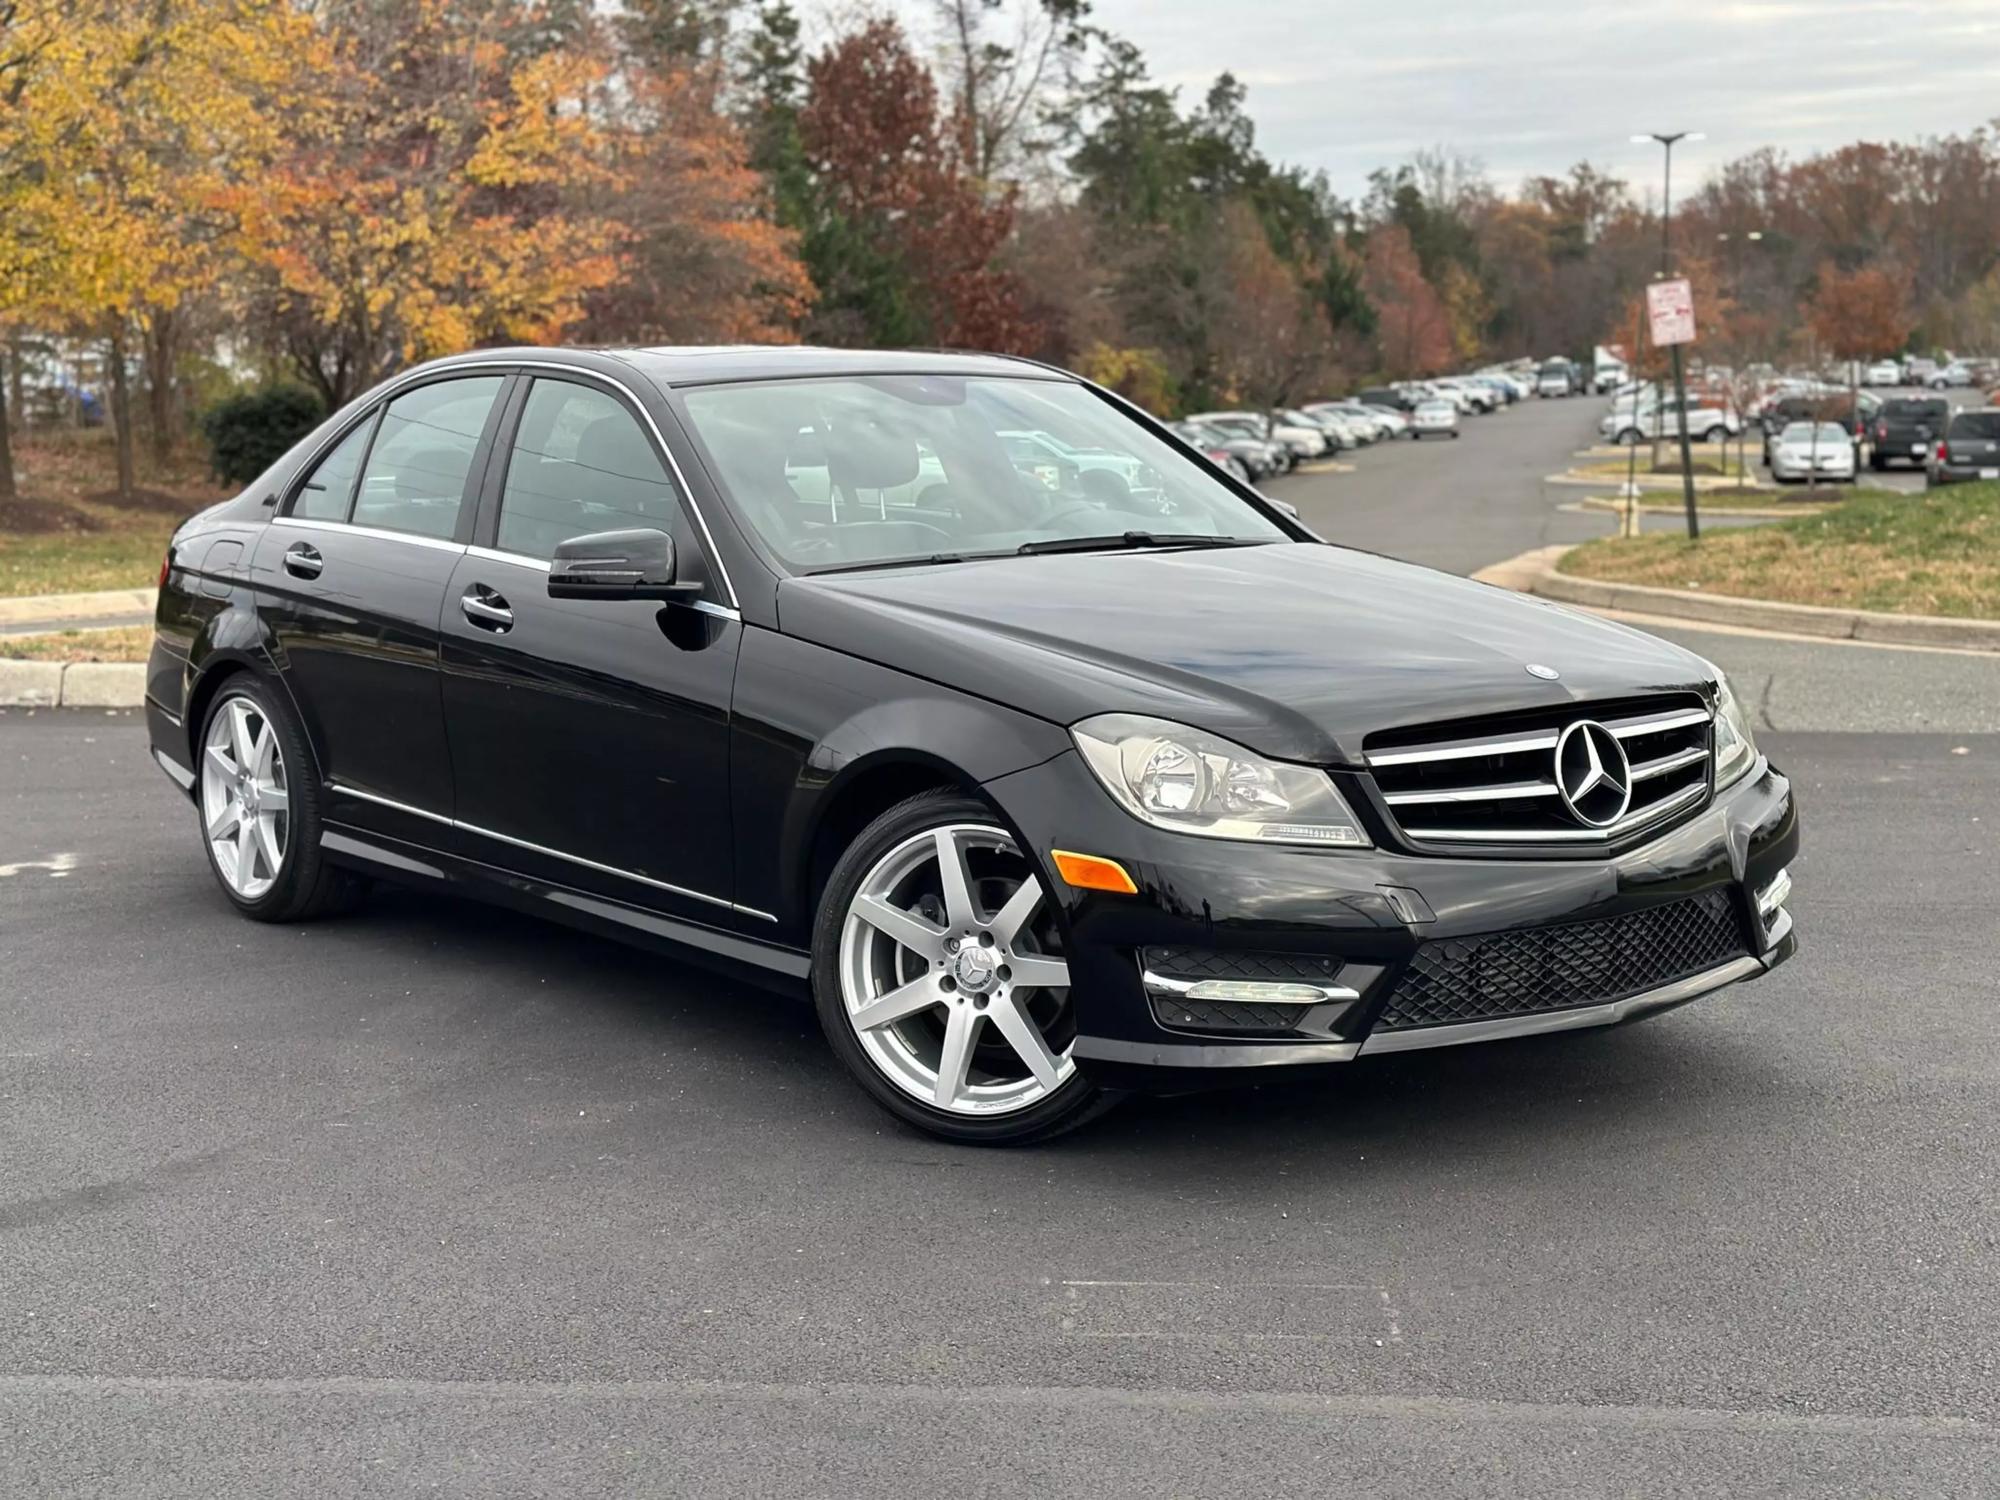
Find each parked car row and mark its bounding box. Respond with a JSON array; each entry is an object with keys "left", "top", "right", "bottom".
[{"left": 1859, "top": 354, "right": 1998, "bottom": 389}]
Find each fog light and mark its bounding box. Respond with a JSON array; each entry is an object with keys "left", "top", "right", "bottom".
[{"left": 1756, "top": 867, "right": 1792, "bottom": 921}]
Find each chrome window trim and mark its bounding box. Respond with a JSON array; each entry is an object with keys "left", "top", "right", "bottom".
[
  {"left": 273, "top": 358, "right": 741, "bottom": 610},
  {"left": 270, "top": 515, "right": 468, "bottom": 557},
  {"left": 1359, "top": 953, "right": 1766, "bottom": 1055},
  {"left": 328, "top": 781, "right": 773, "bottom": 921}
]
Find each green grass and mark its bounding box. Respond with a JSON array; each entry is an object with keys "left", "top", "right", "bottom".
[
  {"left": 0, "top": 519, "right": 177, "bottom": 597},
  {"left": 1561, "top": 481, "right": 2000, "bottom": 619}
]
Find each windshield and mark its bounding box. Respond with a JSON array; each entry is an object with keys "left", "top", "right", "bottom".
[{"left": 678, "top": 375, "right": 1288, "bottom": 573}]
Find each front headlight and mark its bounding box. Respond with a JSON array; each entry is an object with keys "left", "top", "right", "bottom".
[
  {"left": 1071, "top": 714, "right": 1370, "bottom": 848},
  {"left": 1711, "top": 670, "right": 1760, "bottom": 789}
]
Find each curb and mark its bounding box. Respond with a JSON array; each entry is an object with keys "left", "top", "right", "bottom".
[
  {"left": 1547, "top": 470, "right": 1757, "bottom": 493},
  {"left": 1572, "top": 495, "right": 1821, "bottom": 521},
  {"left": 0, "top": 660, "right": 147, "bottom": 708},
  {"left": 1474, "top": 545, "right": 2000, "bottom": 653},
  {"left": 0, "top": 587, "right": 158, "bottom": 627}
]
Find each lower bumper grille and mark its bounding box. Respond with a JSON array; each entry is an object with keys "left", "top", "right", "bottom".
[{"left": 1375, "top": 889, "right": 1753, "bottom": 1032}]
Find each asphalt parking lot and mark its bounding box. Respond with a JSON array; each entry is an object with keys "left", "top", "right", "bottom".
[{"left": 5, "top": 395, "right": 1998, "bottom": 1495}]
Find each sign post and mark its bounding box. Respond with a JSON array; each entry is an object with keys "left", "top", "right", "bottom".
[{"left": 1647, "top": 278, "right": 1701, "bottom": 539}]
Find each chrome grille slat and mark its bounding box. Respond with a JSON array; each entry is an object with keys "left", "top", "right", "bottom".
[
  {"left": 1384, "top": 780, "right": 1559, "bottom": 806},
  {"left": 1630, "top": 745, "right": 1707, "bottom": 781},
  {"left": 1400, "top": 780, "right": 1707, "bottom": 844},
  {"left": 1364, "top": 694, "right": 1714, "bottom": 854}
]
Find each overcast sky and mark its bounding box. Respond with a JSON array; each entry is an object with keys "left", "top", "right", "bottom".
[{"left": 895, "top": 0, "right": 2000, "bottom": 204}]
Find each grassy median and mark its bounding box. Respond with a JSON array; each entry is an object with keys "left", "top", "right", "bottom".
[
  {"left": 1560, "top": 481, "right": 2000, "bottom": 619},
  {"left": 0, "top": 624, "right": 156, "bottom": 663}
]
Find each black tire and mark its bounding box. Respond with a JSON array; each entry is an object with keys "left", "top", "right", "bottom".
[
  {"left": 196, "top": 675, "right": 367, "bottom": 922},
  {"left": 811, "top": 790, "right": 1116, "bottom": 1145}
]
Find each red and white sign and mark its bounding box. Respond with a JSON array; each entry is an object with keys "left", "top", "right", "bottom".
[{"left": 1647, "top": 278, "right": 1697, "bottom": 347}]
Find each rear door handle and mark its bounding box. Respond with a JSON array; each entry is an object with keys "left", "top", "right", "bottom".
[
  {"left": 282, "top": 542, "right": 323, "bottom": 579},
  {"left": 461, "top": 588, "right": 514, "bottom": 632}
]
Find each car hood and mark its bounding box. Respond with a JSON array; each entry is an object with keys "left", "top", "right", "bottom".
[{"left": 779, "top": 543, "right": 1711, "bottom": 765}]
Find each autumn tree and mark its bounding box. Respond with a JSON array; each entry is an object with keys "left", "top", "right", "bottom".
[
  {"left": 799, "top": 19, "right": 1041, "bottom": 352},
  {"left": 0, "top": 0, "right": 307, "bottom": 499},
  {"left": 233, "top": 0, "right": 624, "bottom": 407},
  {"left": 1364, "top": 225, "right": 1451, "bottom": 377},
  {"left": 584, "top": 11, "right": 812, "bottom": 344}
]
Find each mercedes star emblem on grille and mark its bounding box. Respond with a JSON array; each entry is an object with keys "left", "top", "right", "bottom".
[{"left": 1554, "top": 720, "right": 1632, "bottom": 828}]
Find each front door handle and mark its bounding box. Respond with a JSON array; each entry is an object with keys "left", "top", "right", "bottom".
[
  {"left": 461, "top": 588, "right": 514, "bottom": 632},
  {"left": 282, "top": 542, "right": 323, "bottom": 579}
]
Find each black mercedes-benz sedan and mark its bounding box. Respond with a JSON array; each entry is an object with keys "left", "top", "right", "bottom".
[{"left": 145, "top": 346, "right": 1798, "bottom": 1143}]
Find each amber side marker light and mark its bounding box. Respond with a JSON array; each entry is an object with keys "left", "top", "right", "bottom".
[{"left": 1051, "top": 850, "right": 1138, "bottom": 894}]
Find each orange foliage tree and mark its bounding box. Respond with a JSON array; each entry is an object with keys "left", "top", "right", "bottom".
[
  {"left": 231, "top": 0, "right": 625, "bottom": 406},
  {"left": 1363, "top": 224, "right": 1451, "bottom": 377}
]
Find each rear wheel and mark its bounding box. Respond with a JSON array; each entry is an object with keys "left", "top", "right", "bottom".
[
  {"left": 196, "top": 677, "right": 364, "bottom": 922},
  {"left": 812, "top": 792, "right": 1112, "bottom": 1145}
]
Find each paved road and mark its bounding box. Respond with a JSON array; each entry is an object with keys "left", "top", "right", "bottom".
[
  {"left": 1278, "top": 395, "right": 2000, "bottom": 733},
  {"left": 5, "top": 392, "right": 1998, "bottom": 1496}
]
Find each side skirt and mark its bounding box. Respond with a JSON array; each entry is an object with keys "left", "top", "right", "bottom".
[{"left": 319, "top": 824, "right": 812, "bottom": 997}]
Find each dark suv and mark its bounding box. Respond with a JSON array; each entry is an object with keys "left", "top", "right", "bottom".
[
  {"left": 1928, "top": 409, "right": 2000, "bottom": 486},
  {"left": 143, "top": 345, "right": 1798, "bottom": 1144},
  {"left": 1869, "top": 397, "right": 1950, "bottom": 471}
]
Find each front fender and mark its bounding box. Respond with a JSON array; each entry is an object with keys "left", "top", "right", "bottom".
[{"left": 729, "top": 627, "right": 1072, "bottom": 933}]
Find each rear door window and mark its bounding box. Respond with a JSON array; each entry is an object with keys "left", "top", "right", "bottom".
[
  {"left": 351, "top": 377, "right": 505, "bottom": 540},
  {"left": 290, "top": 418, "right": 375, "bottom": 521}
]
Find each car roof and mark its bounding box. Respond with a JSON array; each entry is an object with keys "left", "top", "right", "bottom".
[{"left": 408, "top": 344, "right": 1068, "bottom": 389}]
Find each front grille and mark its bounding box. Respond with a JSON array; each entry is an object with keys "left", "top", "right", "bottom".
[
  {"left": 1364, "top": 694, "right": 1713, "bottom": 853},
  {"left": 1375, "top": 888, "right": 1752, "bottom": 1031}
]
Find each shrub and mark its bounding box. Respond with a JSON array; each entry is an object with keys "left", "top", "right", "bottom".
[{"left": 200, "top": 387, "right": 325, "bottom": 485}]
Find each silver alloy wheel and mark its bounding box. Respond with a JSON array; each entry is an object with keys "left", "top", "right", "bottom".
[
  {"left": 837, "top": 824, "right": 1076, "bottom": 1117},
  {"left": 200, "top": 696, "right": 290, "bottom": 901}
]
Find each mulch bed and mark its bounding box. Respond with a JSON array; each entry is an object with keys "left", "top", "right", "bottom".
[
  {"left": 84, "top": 486, "right": 204, "bottom": 516},
  {"left": 0, "top": 496, "right": 107, "bottom": 534}
]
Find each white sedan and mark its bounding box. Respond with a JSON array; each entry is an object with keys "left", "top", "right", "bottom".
[
  {"left": 1769, "top": 422, "right": 1856, "bottom": 483},
  {"left": 1410, "top": 399, "right": 1460, "bottom": 439},
  {"left": 1863, "top": 360, "right": 1902, "bottom": 386}
]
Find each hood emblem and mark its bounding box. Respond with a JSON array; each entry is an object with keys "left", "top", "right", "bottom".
[
  {"left": 1525, "top": 663, "right": 1561, "bottom": 681},
  {"left": 1554, "top": 720, "right": 1632, "bottom": 829}
]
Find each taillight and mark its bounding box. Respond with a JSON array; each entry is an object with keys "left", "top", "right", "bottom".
[
  {"left": 1876, "top": 422, "right": 1887, "bottom": 440},
  {"left": 157, "top": 546, "right": 173, "bottom": 590},
  {"left": 1937, "top": 442, "right": 1949, "bottom": 462}
]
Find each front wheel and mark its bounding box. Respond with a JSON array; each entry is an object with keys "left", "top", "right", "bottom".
[{"left": 812, "top": 792, "right": 1113, "bottom": 1145}]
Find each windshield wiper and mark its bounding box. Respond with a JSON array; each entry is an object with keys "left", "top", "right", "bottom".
[
  {"left": 806, "top": 552, "right": 974, "bottom": 575},
  {"left": 1015, "top": 531, "right": 1249, "bottom": 556}
]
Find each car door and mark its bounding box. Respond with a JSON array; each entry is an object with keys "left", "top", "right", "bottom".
[
  {"left": 252, "top": 372, "right": 508, "bottom": 830},
  {"left": 437, "top": 372, "right": 743, "bottom": 918}
]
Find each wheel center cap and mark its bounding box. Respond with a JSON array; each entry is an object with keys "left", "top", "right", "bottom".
[{"left": 951, "top": 946, "right": 999, "bottom": 993}]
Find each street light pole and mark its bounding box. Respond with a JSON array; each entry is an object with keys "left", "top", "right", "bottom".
[{"left": 1635, "top": 130, "right": 1706, "bottom": 539}]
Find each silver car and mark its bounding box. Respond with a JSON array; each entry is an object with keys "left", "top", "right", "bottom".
[
  {"left": 1769, "top": 422, "right": 1856, "bottom": 483},
  {"left": 1410, "top": 399, "right": 1460, "bottom": 439}
]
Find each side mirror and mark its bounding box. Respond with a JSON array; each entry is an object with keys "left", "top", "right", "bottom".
[
  {"left": 548, "top": 528, "right": 699, "bottom": 602},
  {"left": 1263, "top": 495, "right": 1300, "bottom": 519}
]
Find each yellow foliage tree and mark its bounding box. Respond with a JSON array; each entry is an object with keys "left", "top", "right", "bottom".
[
  {"left": 1, "top": 0, "right": 310, "bottom": 497},
  {"left": 230, "top": 0, "right": 626, "bottom": 407}
]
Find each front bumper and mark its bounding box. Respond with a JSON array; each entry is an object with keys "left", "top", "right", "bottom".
[{"left": 986, "top": 751, "right": 1798, "bottom": 1088}]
